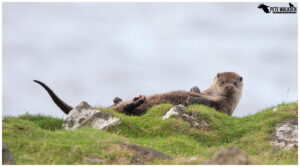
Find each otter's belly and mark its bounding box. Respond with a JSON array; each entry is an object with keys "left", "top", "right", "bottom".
[
  {"left": 138, "top": 90, "right": 202, "bottom": 108},
  {"left": 111, "top": 90, "right": 202, "bottom": 112}
]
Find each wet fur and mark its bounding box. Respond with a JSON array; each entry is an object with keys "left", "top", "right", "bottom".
[
  {"left": 111, "top": 90, "right": 222, "bottom": 115},
  {"left": 34, "top": 72, "right": 243, "bottom": 116}
]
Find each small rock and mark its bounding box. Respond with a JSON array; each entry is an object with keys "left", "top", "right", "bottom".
[
  {"left": 181, "top": 113, "right": 190, "bottom": 120},
  {"left": 162, "top": 105, "right": 208, "bottom": 130},
  {"left": 162, "top": 105, "right": 183, "bottom": 120},
  {"left": 121, "top": 144, "right": 172, "bottom": 164},
  {"left": 273, "top": 107, "right": 277, "bottom": 112},
  {"left": 62, "top": 101, "right": 120, "bottom": 130},
  {"left": 270, "top": 118, "right": 298, "bottom": 150},
  {"left": 2, "top": 143, "right": 16, "bottom": 165},
  {"left": 192, "top": 121, "right": 200, "bottom": 127},
  {"left": 204, "top": 146, "right": 251, "bottom": 165}
]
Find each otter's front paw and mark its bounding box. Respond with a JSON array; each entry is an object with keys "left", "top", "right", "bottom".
[
  {"left": 190, "top": 86, "right": 201, "bottom": 93},
  {"left": 113, "top": 97, "right": 122, "bottom": 104}
]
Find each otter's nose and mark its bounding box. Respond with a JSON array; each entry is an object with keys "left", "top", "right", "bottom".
[{"left": 226, "top": 86, "right": 233, "bottom": 91}]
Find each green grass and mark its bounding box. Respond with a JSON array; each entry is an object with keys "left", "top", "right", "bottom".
[
  {"left": 2, "top": 102, "right": 298, "bottom": 164},
  {"left": 17, "top": 113, "right": 64, "bottom": 131}
]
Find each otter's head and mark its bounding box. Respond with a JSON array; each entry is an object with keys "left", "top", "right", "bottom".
[{"left": 214, "top": 72, "right": 243, "bottom": 98}]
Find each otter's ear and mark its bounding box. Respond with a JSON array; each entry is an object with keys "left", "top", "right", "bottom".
[
  {"left": 217, "top": 73, "right": 221, "bottom": 78},
  {"left": 239, "top": 77, "right": 243, "bottom": 81}
]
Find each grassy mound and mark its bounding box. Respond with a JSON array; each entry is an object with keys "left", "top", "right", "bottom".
[{"left": 2, "top": 102, "right": 298, "bottom": 164}]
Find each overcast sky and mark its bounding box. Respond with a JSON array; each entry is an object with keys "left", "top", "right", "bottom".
[{"left": 3, "top": 2, "right": 298, "bottom": 118}]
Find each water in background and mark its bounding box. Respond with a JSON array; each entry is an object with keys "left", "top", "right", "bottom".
[{"left": 3, "top": 3, "right": 298, "bottom": 118}]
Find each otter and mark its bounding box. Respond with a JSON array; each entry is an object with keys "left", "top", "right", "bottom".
[
  {"left": 33, "top": 72, "right": 243, "bottom": 116},
  {"left": 188, "top": 72, "right": 243, "bottom": 116},
  {"left": 111, "top": 86, "right": 201, "bottom": 106}
]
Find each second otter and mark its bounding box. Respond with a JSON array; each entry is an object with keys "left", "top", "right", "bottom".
[{"left": 34, "top": 72, "right": 243, "bottom": 116}]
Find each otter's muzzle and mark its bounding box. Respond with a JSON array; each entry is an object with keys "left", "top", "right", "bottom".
[{"left": 226, "top": 86, "right": 233, "bottom": 91}]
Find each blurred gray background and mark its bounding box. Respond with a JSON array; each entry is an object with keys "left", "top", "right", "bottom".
[{"left": 3, "top": 3, "right": 298, "bottom": 118}]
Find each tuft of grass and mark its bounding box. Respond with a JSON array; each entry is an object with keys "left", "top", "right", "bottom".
[
  {"left": 2, "top": 102, "right": 298, "bottom": 165},
  {"left": 16, "top": 113, "right": 64, "bottom": 131}
]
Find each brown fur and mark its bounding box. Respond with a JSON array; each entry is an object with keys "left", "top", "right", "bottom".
[
  {"left": 33, "top": 72, "right": 243, "bottom": 116},
  {"left": 190, "top": 86, "right": 201, "bottom": 93},
  {"left": 200, "top": 72, "right": 243, "bottom": 115},
  {"left": 33, "top": 80, "right": 73, "bottom": 115},
  {"left": 110, "top": 91, "right": 221, "bottom": 115}
]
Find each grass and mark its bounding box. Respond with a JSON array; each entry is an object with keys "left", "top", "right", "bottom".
[{"left": 2, "top": 102, "right": 298, "bottom": 164}]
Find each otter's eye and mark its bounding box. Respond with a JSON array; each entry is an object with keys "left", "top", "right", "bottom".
[
  {"left": 234, "top": 81, "right": 238, "bottom": 86},
  {"left": 220, "top": 80, "right": 225, "bottom": 84}
]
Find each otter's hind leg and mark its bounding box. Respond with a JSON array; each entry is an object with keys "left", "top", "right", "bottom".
[{"left": 122, "top": 95, "right": 146, "bottom": 115}]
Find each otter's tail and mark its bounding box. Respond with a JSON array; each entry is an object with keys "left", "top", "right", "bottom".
[{"left": 33, "top": 80, "right": 73, "bottom": 114}]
